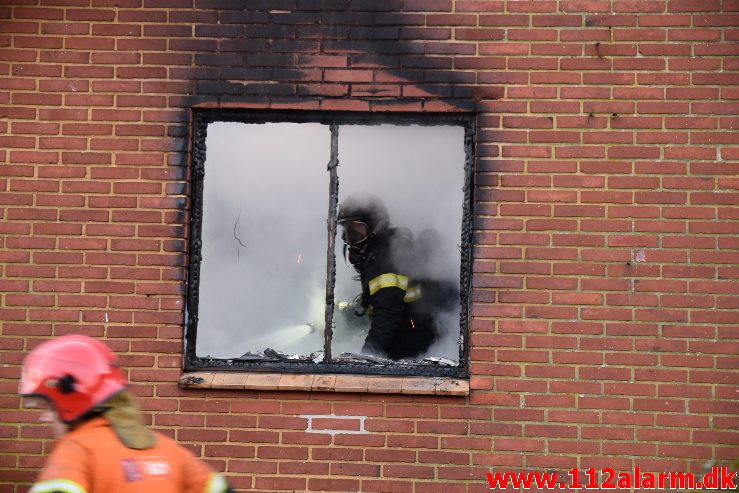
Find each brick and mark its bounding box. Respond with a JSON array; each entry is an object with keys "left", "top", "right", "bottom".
[{"left": 383, "top": 464, "right": 435, "bottom": 479}]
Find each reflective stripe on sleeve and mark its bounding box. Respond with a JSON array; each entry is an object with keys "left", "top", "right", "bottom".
[
  {"left": 368, "top": 273, "right": 408, "bottom": 295},
  {"left": 205, "top": 473, "right": 229, "bottom": 493},
  {"left": 403, "top": 284, "right": 422, "bottom": 302},
  {"left": 29, "top": 479, "right": 87, "bottom": 493}
]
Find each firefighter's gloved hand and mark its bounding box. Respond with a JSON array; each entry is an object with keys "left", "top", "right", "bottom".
[
  {"left": 336, "top": 300, "right": 366, "bottom": 317},
  {"left": 334, "top": 300, "right": 367, "bottom": 333}
]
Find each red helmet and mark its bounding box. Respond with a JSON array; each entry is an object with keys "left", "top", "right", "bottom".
[{"left": 19, "top": 335, "right": 126, "bottom": 423}]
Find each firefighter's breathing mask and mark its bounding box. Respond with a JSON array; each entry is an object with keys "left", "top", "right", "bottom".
[
  {"left": 339, "top": 220, "right": 372, "bottom": 268},
  {"left": 340, "top": 220, "right": 370, "bottom": 246}
]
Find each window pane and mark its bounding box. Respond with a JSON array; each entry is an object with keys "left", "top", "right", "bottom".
[
  {"left": 333, "top": 124, "right": 465, "bottom": 362},
  {"left": 196, "top": 122, "right": 330, "bottom": 358}
]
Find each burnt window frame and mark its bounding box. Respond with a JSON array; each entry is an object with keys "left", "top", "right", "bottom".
[{"left": 184, "top": 109, "right": 475, "bottom": 378}]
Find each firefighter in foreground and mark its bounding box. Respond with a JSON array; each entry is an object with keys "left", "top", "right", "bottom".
[
  {"left": 337, "top": 193, "right": 443, "bottom": 359},
  {"left": 19, "top": 334, "right": 233, "bottom": 493}
]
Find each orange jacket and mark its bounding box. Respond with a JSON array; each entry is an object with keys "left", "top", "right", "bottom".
[{"left": 30, "top": 417, "right": 229, "bottom": 493}]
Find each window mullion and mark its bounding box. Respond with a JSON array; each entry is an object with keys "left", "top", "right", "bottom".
[{"left": 323, "top": 123, "right": 340, "bottom": 363}]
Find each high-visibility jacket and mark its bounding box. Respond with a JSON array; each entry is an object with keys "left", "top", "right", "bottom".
[{"left": 29, "top": 417, "right": 230, "bottom": 493}]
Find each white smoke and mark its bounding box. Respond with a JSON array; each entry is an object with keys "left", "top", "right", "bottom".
[{"left": 196, "top": 122, "right": 330, "bottom": 358}]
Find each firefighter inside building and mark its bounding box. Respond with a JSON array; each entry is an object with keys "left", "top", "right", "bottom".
[
  {"left": 18, "top": 335, "right": 234, "bottom": 493},
  {"left": 336, "top": 192, "right": 459, "bottom": 360}
]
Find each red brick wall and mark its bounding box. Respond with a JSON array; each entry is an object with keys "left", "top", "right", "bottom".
[{"left": 1, "top": 0, "right": 738, "bottom": 491}]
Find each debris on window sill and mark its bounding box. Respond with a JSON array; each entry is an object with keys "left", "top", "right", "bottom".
[{"left": 231, "top": 349, "right": 459, "bottom": 367}]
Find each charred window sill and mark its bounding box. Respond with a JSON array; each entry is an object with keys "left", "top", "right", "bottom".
[{"left": 178, "top": 372, "right": 469, "bottom": 396}]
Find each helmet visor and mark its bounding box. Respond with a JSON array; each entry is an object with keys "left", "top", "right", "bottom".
[{"left": 340, "top": 220, "right": 370, "bottom": 245}]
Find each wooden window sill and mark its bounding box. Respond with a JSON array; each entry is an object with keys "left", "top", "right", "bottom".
[{"left": 178, "top": 372, "right": 469, "bottom": 396}]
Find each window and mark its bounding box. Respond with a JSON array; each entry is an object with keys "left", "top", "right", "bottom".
[{"left": 185, "top": 110, "right": 474, "bottom": 377}]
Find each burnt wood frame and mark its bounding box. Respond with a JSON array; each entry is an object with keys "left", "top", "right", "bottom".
[{"left": 185, "top": 109, "right": 475, "bottom": 378}]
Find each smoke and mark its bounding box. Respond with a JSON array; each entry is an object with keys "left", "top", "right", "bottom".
[
  {"left": 195, "top": 122, "right": 465, "bottom": 363},
  {"left": 196, "top": 122, "right": 330, "bottom": 358}
]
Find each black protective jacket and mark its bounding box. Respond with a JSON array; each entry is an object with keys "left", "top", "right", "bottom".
[{"left": 356, "top": 229, "right": 437, "bottom": 360}]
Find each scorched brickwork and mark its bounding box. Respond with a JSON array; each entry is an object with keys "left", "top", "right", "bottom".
[{"left": 0, "top": 0, "right": 737, "bottom": 492}]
